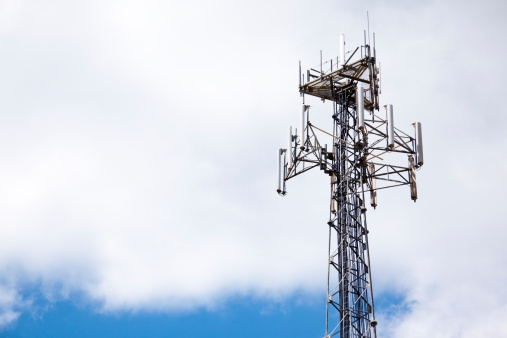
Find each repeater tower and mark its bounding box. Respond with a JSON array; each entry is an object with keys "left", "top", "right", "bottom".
[{"left": 276, "top": 32, "right": 424, "bottom": 338}]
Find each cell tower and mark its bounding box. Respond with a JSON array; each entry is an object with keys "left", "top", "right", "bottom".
[{"left": 276, "top": 31, "right": 424, "bottom": 338}]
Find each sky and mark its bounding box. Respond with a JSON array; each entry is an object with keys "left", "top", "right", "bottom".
[{"left": 0, "top": 0, "right": 506, "bottom": 337}]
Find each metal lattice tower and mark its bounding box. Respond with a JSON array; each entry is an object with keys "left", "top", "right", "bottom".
[{"left": 277, "top": 32, "right": 424, "bottom": 338}]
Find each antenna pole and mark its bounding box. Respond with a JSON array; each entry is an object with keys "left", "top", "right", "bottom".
[
  {"left": 299, "top": 60, "right": 302, "bottom": 88},
  {"left": 367, "top": 11, "right": 371, "bottom": 46},
  {"left": 320, "top": 50, "right": 323, "bottom": 76}
]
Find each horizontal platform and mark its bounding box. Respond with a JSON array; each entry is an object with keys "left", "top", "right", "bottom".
[{"left": 300, "top": 57, "right": 379, "bottom": 110}]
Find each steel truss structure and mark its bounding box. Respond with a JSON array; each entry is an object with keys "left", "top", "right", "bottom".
[{"left": 277, "top": 34, "right": 424, "bottom": 338}]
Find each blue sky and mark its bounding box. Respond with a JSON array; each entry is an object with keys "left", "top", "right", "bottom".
[
  {"left": 5, "top": 295, "right": 325, "bottom": 337},
  {"left": 0, "top": 0, "right": 506, "bottom": 337},
  {"left": 3, "top": 292, "right": 404, "bottom": 337}
]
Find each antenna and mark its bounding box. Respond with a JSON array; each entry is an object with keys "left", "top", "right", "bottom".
[
  {"left": 387, "top": 104, "right": 395, "bottom": 148},
  {"left": 357, "top": 83, "right": 364, "bottom": 129},
  {"left": 339, "top": 34, "right": 345, "bottom": 68},
  {"left": 373, "top": 32, "right": 376, "bottom": 59},
  {"left": 320, "top": 50, "right": 323, "bottom": 76},
  {"left": 278, "top": 24, "right": 425, "bottom": 337},
  {"left": 415, "top": 122, "right": 424, "bottom": 166},
  {"left": 299, "top": 60, "right": 302, "bottom": 89},
  {"left": 300, "top": 105, "right": 308, "bottom": 150},
  {"left": 367, "top": 11, "right": 371, "bottom": 46},
  {"left": 287, "top": 126, "right": 293, "bottom": 169}
]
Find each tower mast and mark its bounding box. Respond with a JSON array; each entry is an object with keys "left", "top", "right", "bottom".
[{"left": 277, "top": 32, "right": 424, "bottom": 338}]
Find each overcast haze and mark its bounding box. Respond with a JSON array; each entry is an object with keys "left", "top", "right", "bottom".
[{"left": 0, "top": 0, "right": 506, "bottom": 337}]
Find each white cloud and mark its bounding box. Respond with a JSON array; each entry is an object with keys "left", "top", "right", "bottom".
[
  {"left": 0, "top": 0, "right": 505, "bottom": 335},
  {"left": 0, "top": 285, "right": 21, "bottom": 326}
]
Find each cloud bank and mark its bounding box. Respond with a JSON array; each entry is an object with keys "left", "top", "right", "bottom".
[{"left": 0, "top": 0, "right": 505, "bottom": 336}]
